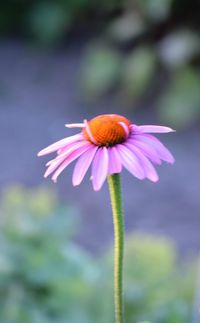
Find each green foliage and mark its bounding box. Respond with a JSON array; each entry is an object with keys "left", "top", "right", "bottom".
[
  {"left": 137, "top": 0, "right": 172, "bottom": 22},
  {"left": 123, "top": 235, "right": 196, "bottom": 323},
  {"left": 159, "top": 68, "right": 200, "bottom": 128},
  {"left": 0, "top": 0, "right": 115, "bottom": 42},
  {"left": 0, "top": 186, "right": 197, "bottom": 323},
  {"left": 81, "top": 45, "right": 157, "bottom": 102},
  {"left": 106, "top": 234, "right": 197, "bottom": 323},
  {"left": 1, "top": 1, "right": 200, "bottom": 128},
  {"left": 81, "top": 45, "right": 121, "bottom": 99},
  {"left": 28, "top": 2, "right": 70, "bottom": 46},
  {"left": 0, "top": 186, "right": 102, "bottom": 323},
  {"left": 107, "top": 13, "right": 145, "bottom": 44},
  {"left": 158, "top": 30, "right": 200, "bottom": 68},
  {"left": 121, "top": 47, "right": 156, "bottom": 100}
]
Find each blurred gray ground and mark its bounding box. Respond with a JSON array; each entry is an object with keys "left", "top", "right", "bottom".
[{"left": 1, "top": 40, "right": 200, "bottom": 255}]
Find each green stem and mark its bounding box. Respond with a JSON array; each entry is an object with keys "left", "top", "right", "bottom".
[{"left": 107, "top": 174, "right": 124, "bottom": 323}]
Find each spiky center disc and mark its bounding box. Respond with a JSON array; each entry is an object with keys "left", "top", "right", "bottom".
[{"left": 83, "top": 114, "right": 131, "bottom": 146}]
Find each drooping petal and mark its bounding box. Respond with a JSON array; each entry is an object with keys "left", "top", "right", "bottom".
[
  {"left": 145, "top": 134, "right": 175, "bottom": 163},
  {"left": 51, "top": 144, "right": 91, "bottom": 183},
  {"left": 125, "top": 143, "right": 159, "bottom": 182},
  {"left": 133, "top": 134, "right": 175, "bottom": 164},
  {"left": 57, "top": 141, "right": 82, "bottom": 155},
  {"left": 128, "top": 137, "right": 162, "bottom": 165},
  {"left": 57, "top": 140, "right": 85, "bottom": 155},
  {"left": 38, "top": 133, "right": 84, "bottom": 156},
  {"left": 44, "top": 156, "right": 67, "bottom": 178},
  {"left": 72, "top": 146, "right": 98, "bottom": 186},
  {"left": 44, "top": 141, "right": 90, "bottom": 178},
  {"left": 91, "top": 147, "right": 109, "bottom": 191},
  {"left": 55, "top": 141, "right": 90, "bottom": 161},
  {"left": 117, "top": 145, "right": 145, "bottom": 180},
  {"left": 132, "top": 125, "right": 175, "bottom": 133},
  {"left": 108, "top": 146, "right": 122, "bottom": 175},
  {"left": 46, "top": 158, "right": 55, "bottom": 167}
]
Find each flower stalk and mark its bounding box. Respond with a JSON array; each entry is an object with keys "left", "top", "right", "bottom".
[{"left": 107, "top": 174, "right": 124, "bottom": 323}]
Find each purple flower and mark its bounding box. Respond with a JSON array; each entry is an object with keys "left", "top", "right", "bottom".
[{"left": 38, "top": 114, "right": 175, "bottom": 191}]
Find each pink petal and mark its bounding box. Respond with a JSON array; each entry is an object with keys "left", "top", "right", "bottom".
[
  {"left": 65, "top": 123, "right": 85, "bottom": 128},
  {"left": 134, "top": 134, "right": 175, "bottom": 164},
  {"left": 128, "top": 138, "right": 162, "bottom": 165},
  {"left": 133, "top": 125, "right": 175, "bottom": 133},
  {"left": 51, "top": 144, "right": 91, "bottom": 183},
  {"left": 72, "top": 146, "right": 98, "bottom": 186},
  {"left": 55, "top": 141, "right": 90, "bottom": 161},
  {"left": 125, "top": 143, "right": 159, "bottom": 182},
  {"left": 46, "top": 158, "right": 55, "bottom": 167},
  {"left": 44, "top": 157, "right": 67, "bottom": 178},
  {"left": 117, "top": 145, "right": 145, "bottom": 180},
  {"left": 91, "top": 147, "right": 109, "bottom": 191},
  {"left": 38, "top": 133, "right": 83, "bottom": 156},
  {"left": 84, "top": 119, "right": 98, "bottom": 145},
  {"left": 44, "top": 141, "right": 90, "bottom": 178},
  {"left": 118, "top": 122, "right": 129, "bottom": 138},
  {"left": 57, "top": 140, "right": 82, "bottom": 155},
  {"left": 108, "top": 146, "right": 122, "bottom": 175}
]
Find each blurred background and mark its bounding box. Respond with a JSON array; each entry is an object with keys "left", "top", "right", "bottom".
[{"left": 1, "top": 0, "right": 200, "bottom": 322}]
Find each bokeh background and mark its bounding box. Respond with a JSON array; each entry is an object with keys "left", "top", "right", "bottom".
[{"left": 1, "top": 0, "right": 200, "bottom": 322}]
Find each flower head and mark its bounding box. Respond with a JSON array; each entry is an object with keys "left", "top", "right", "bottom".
[{"left": 38, "top": 114, "right": 175, "bottom": 191}]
